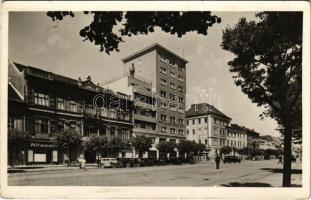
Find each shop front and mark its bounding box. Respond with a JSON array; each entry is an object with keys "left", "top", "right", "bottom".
[{"left": 26, "top": 140, "right": 62, "bottom": 164}]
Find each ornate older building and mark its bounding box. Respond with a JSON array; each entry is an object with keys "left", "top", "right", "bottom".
[{"left": 8, "top": 61, "right": 133, "bottom": 164}]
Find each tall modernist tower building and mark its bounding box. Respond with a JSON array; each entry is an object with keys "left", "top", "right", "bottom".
[{"left": 122, "top": 43, "right": 188, "bottom": 143}]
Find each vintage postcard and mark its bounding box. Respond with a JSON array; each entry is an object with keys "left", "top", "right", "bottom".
[{"left": 0, "top": 1, "right": 310, "bottom": 199}]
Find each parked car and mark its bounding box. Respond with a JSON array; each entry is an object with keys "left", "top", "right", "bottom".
[
  {"left": 223, "top": 156, "right": 241, "bottom": 163},
  {"left": 118, "top": 158, "right": 140, "bottom": 168},
  {"left": 100, "top": 158, "right": 121, "bottom": 168}
]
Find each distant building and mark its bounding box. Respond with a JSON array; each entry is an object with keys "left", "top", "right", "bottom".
[
  {"left": 186, "top": 103, "right": 231, "bottom": 158},
  {"left": 258, "top": 135, "right": 279, "bottom": 150},
  {"left": 226, "top": 124, "right": 247, "bottom": 151},
  {"left": 121, "top": 43, "right": 188, "bottom": 144},
  {"left": 245, "top": 128, "right": 260, "bottom": 149},
  {"left": 8, "top": 61, "right": 133, "bottom": 164}
]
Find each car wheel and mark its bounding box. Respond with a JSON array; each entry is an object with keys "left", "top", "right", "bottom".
[
  {"left": 126, "top": 163, "right": 131, "bottom": 168},
  {"left": 136, "top": 163, "right": 141, "bottom": 167}
]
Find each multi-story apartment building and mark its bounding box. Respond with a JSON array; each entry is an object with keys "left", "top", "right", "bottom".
[
  {"left": 186, "top": 103, "right": 231, "bottom": 158},
  {"left": 226, "top": 124, "right": 247, "bottom": 151},
  {"left": 245, "top": 128, "right": 260, "bottom": 149},
  {"left": 121, "top": 43, "right": 187, "bottom": 144},
  {"left": 8, "top": 61, "right": 133, "bottom": 164},
  {"left": 101, "top": 69, "right": 158, "bottom": 158}
]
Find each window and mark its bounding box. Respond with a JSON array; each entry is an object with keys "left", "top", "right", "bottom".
[
  {"left": 169, "top": 60, "right": 175, "bottom": 67},
  {"left": 192, "top": 129, "right": 195, "bottom": 134},
  {"left": 70, "top": 122, "right": 76, "bottom": 131},
  {"left": 187, "top": 130, "right": 189, "bottom": 135},
  {"left": 8, "top": 117, "right": 23, "bottom": 131},
  {"left": 178, "top": 75, "right": 184, "bottom": 82},
  {"left": 159, "top": 55, "right": 168, "bottom": 63},
  {"left": 161, "top": 126, "right": 167, "bottom": 133},
  {"left": 187, "top": 120, "right": 189, "bottom": 125},
  {"left": 178, "top": 118, "right": 184, "bottom": 125},
  {"left": 160, "top": 67, "right": 167, "bottom": 74},
  {"left": 160, "top": 91, "right": 167, "bottom": 98},
  {"left": 160, "top": 102, "right": 167, "bottom": 109},
  {"left": 86, "top": 105, "right": 96, "bottom": 116},
  {"left": 205, "top": 139, "right": 208, "bottom": 145},
  {"left": 170, "top": 71, "right": 176, "bottom": 79},
  {"left": 160, "top": 114, "right": 167, "bottom": 121},
  {"left": 69, "top": 100, "right": 77, "bottom": 112},
  {"left": 192, "top": 119, "right": 195, "bottom": 125},
  {"left": 179, "top": 129, "right": 184, "bottom": 135},
  {"left": 169, "top": 93, "right": 175, "bottom": 100},
  {"left": 198, "top": 118, "right": 201, "bottom": 124},
  {"left": 178, "top": 97, "right": 184, "bottom": 103},
  {"left": 170, "top": 117, "right": 176, "bottom": 124},
  {"left": 57, "top": 98, "right": 65, "bottom": 110},
  {"left": 177, "top": 64, "right": 183, "bottom": 72},
  {"left": 178, "top": 86, "right": 183, "bottom": 92},
  {"left": 160, "top": 78, "right": 167, "bottom": 86},
  {"left": 170, "top": 128, "right": 176, "bottom": 134},
  {"left": 35, "top": 119, "right": 49, "bottom": 133},
  {"left": 170, "top": 82, "right": 176, "bottom": 89},
  {"left": 34, "top": 92, "right": 49, "bottom": 106}
]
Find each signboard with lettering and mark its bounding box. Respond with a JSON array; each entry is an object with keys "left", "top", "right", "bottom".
[{"left": 30, "top": 142, "right": 55, "bottom": 148}]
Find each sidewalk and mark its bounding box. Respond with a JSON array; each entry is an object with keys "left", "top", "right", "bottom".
[{"left": 8, "top": 163, "right": 98, "bottom": 173}]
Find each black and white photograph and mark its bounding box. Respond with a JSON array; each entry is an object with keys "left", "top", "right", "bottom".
[{"left": 1, "top": 1, "right": 310, "bottom": 199}]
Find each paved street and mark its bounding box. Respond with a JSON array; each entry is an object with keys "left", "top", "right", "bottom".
[{"left": 8, "top": 160, "right": 302, "bottom": 187}]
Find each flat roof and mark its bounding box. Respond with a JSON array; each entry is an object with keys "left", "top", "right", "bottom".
[{"left": 121, "top": 43, "right": 188, "bottom": 64}]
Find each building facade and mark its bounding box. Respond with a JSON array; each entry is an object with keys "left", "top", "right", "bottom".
[
  {"left": 186, "top": 103, "right": 231, "bottom": 158},
  {"left": 245, "top": 128, "right": 260, "bottom": 150},
  {"left": 121, "top": 43, "right": 188, "bottom": 144},
  {"left": 102, "top": 70, "right": 158, "bottom": 158},
  {"left": 8, "top": 61, "right": 133, "bottom": 165},
  {"left": 226, "top": 124, "right": 248, "bottom": 151}
]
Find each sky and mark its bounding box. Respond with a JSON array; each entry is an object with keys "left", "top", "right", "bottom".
[{"left": 8, "top": 11, "right": 280, "bottom": 137}]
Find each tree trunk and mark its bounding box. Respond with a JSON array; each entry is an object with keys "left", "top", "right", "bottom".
[{"left": 282, "top": 124, "right": 292, "bottom": 187}]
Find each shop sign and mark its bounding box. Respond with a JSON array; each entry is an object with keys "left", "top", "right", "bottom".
[{"left": 30, "top": 142, "right": 55, "bottom": 148}]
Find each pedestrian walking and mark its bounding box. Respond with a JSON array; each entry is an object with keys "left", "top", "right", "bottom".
[
  {"left": 215, "top": 154, "right": 220, "bottom": 169},
  {"left": 78, "top": 154, "right": 86, "bottom": 171}
]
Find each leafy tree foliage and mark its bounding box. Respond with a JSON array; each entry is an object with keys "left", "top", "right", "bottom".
[
  {"left": 236, "top": 147, "right": 250, "bottom": 156},
  {"left": 221, "top": 12, "right": 302, "bottom": 187},
  {"left": 109, "top": 137, "right": 131, "bottom": 157},
  {"left": 83, "top": 134, "right": 109, "bottom": 167},
  {"left": 177, "top": 140, "right": 193, "bottom": 154},
  {"left": 192, "top": 142, "right": 206, "bottom": 156},
  {"left": 220, "top": 146, "right": 232, "bottom": 155},
  {"left": 131, "top": 135, "right": 152, "bottom": 158},
  {"left": 53, "top": 130, "right": 82, "bottom": 166},
  {"left": 157, "top": 141, "right": 177, "bottom": 158},
  {"left": 8, "top": 129, "right": 31, "bottom": 168},
  {"left": 47, "top": 11, "right": 221, "bottom": 54}
]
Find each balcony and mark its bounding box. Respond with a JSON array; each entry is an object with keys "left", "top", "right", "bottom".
[
  {"left": 133, "top": 114, "right": 156, "bottom": 123},
  {"left": 133, "top": 127, "right": 156, "bottom": 135}
]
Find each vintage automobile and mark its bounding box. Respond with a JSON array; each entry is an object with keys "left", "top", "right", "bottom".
[
  {"left": 223, "top": 155, "right": 241, "bottom": 163},
  {"left": 100, "top": 158, "right": 121, "bottom": 168}
]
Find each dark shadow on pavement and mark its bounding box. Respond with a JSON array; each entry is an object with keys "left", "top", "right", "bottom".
[
  {"left": 260, "top": 168, "right": 302, "bottom": 174},
  {"left": 221, "top": 182, "right": 271, "bottom": 187},
  {"left": 8, "top": 169, "right": 26, "bottom": 173}
]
